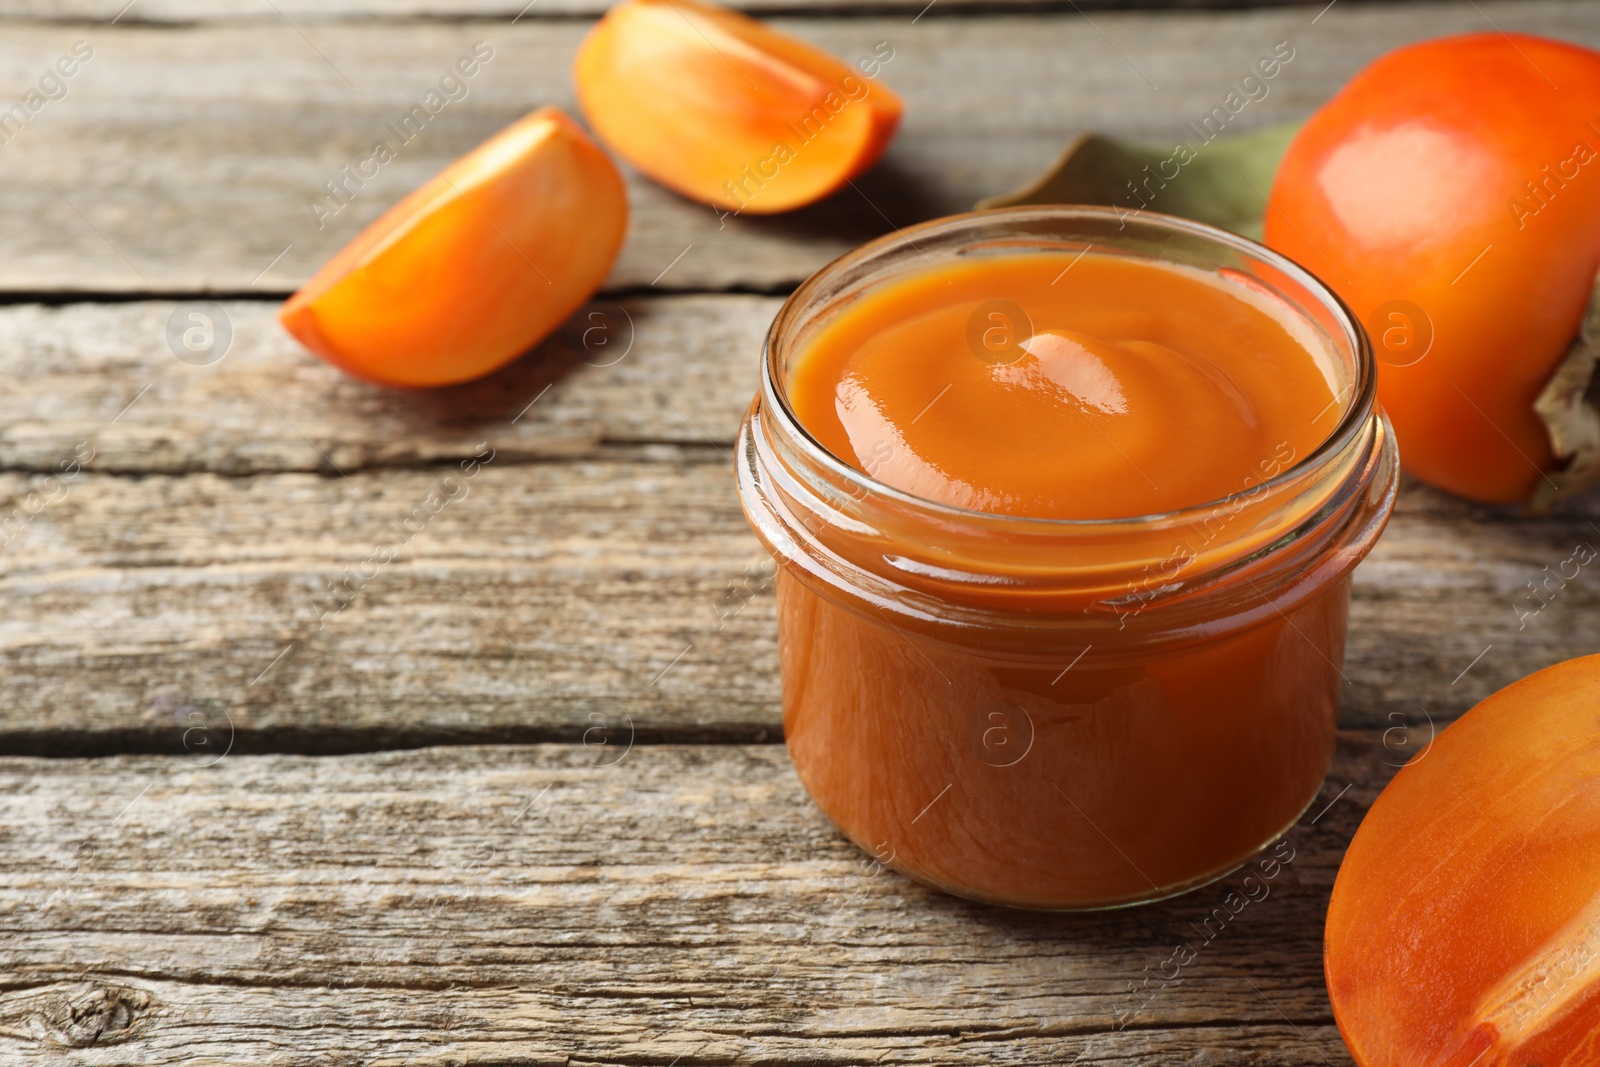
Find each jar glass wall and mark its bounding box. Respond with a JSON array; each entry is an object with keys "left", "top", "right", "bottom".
[{"left": 737, "top": 206, "right": 1398, "bottom": 910}]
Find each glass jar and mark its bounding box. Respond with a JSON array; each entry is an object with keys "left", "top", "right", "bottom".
[{"left": 737, "top": 206, "right": 1398, "bottom": 910}]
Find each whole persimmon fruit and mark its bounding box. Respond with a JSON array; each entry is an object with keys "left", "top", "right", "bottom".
[
  {"left": 1266, "top": 33, "right": 1600, "bottom": 506},
  {"left": 1326, "top": 653, "right": 1600, "bottom": 1066}
]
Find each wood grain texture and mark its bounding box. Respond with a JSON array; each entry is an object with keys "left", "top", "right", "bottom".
[
  {"left": 0, "top": 296, "right": 1595, "bottom": 749},
  {"left": 1, "top": 449, "right": 1596, "bottom": 751},
  {"left": 0, "top": 298, "right": 767, "bottom": 475},
  {"left": 0, "top": 735, "right": 1394, "bottom": 1064},
  {"left": 0, "top": 2, "right": 1591, "bottom": 294},
  {"left": 0, "top": 295, "right": 1593, "bottom": 748},
  {"left": 0, "top": 0, "right": 1432, "bottom": 21},
  {"left": 0, "top": 9, "right": 1593, "bottom": 1063},
  {"left": 0, "top": 458, "right": 779, "bottom": 751}
]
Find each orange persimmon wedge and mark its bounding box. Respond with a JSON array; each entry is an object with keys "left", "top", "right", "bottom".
[
  {"left": 574, "top": 0, "right": 902, "bottom": 214},
  {"left": 280, "top": 107, "right": 627, "bottom": 387},
  {"left": 1326, "top": 654, "right": 1600, "bottom": 1066}
]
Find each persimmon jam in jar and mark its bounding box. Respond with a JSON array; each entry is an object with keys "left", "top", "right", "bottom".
[{"left": 737, "top": 207, "right": 1398, "bottom": 909}]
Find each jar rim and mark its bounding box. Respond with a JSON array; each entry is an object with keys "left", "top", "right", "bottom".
[{"left": 760, "top": 204, "right": 1376, "bottom": 534}]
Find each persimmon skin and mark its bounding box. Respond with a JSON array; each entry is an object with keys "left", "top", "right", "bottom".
[
  {"left": 1326, "top": 654, "right": 1600, "bottom": 1067},
  {"left": 1265, "top": 33, "right": 1600, "bottom": 503},
  {"left": 280, "top": 107, "right": 627, "bottom": 388},
  {"left": 574, "top": 0, "right": 902, "bottom": 214}
]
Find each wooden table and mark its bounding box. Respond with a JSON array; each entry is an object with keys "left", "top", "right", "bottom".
[{"left": 2, "top": 0, "right": 1597, "bottom": 1062}]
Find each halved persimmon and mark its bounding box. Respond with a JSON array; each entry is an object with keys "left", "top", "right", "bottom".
[
  {"left": 281, "top": 106, "right": 627, "bottom": 387},
  {"left": 1326, "top": 653, "right": 1600, "bottom": 1066},
  {"left": 574, "top": 0, "right": 902, "bottom": 215}
]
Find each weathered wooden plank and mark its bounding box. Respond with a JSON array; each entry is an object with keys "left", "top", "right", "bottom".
[
  {"left": 1345, "top": 492, "right": 1600, "bottom": 723},
  {"left": 0, "top": 459, "right": 778, "bottom": 750},
  {"left": 0, "top": 3, "right": 1589, "bottom": 293},
  {"left": 0, "top": 736, "right": 1390, "bottom": 1064},
  {"left": 0, "top": 296, "right": 1593, "bottom": 746},
  {"left": 0, "top": 298, "right": 767, "bottom": 475},
  {"left": 1, "top": 454, "right": 1595, "bottom": 749},
  {"left": 0, "top": 0, "right": 1418, "bottom": 22}
]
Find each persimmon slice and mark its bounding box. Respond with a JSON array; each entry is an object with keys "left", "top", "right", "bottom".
[
  {"left": 280, "top": 107, "right": 627, "bottom": 387},
  {"left": 574, "top": 0, "right": 902, "bottom": 214},
  {"left": 1326, "top": 654, "right": 1600, "bottom": 1066}
]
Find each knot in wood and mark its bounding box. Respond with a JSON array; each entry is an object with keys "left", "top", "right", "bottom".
[{"left": 46, "top": 983, "right": 151, "bottom": 1048}]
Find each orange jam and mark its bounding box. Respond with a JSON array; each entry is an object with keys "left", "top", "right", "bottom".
[
  {"left": 790, "top": 253, "right": 1341, "bottom": 519},
  {"left": 738, "top": 208, "right": 1397, "bottom": 909}
]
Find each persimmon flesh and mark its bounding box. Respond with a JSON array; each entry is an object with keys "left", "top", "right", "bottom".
[
  {"left": 574, "top": 0, "right": 902, "bottom": 214},
  {"left": 1326, "top": 654, "right": 1600, "bottom": 1066},
  {"left": 280, "top": 107, "right": 627, "bottom": 387},
  {"left": 1265, "top": 33, "right": 1600, "bottom": 504}
]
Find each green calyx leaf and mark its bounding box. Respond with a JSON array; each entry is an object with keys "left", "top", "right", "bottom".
[{"left": 975, "top": 122, "right": 1303, "bottom": 241}]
